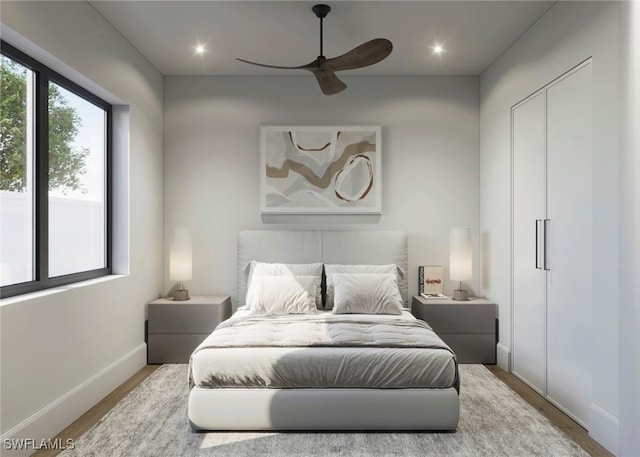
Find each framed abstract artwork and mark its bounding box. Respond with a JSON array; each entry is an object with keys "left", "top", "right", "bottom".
[{"left": 260, "top": 126, "right": 382, "bottom": 214}]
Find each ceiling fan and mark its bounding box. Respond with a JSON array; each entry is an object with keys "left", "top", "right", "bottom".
[{"left": 237, "top": 4, "right": 393, "bottom": 96}]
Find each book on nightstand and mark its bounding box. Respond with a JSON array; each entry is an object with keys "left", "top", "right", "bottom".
[
  {"left": 418, "top": 266, "right": 444, "bottom": 296},
  {"left": 420, "top": 293, "right": 448, "bottom": 299}
]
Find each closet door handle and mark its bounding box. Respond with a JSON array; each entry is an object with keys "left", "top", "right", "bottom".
[
  {"left": 535, "top": 220, "right": 542, "bottom": 269},
  {"left": 543, "top": 219, "right": 550, "bottom": 271}
]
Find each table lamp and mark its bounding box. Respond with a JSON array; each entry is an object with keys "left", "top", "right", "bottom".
[
  {"left": 450, "top": 227, "right": 472, "bottom": 301},
  {"left": 170, "top": 228, "right": 192, "bottom": 301}
]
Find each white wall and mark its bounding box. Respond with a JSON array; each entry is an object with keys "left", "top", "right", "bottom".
[
  {"left": 480, "top": 1, "right": 624, "bottom": 453},
  {"left": 0, "top": 1, "right": 163, "bottom": 452},
  {"left": 164, "top": 76, "right": 480, "bottom": 305},
  {"left": 619, "top": 2, "right": 640, "bottom": 455}
]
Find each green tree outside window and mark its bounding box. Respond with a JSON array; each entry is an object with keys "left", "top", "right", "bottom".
[{"left": 1, "top": 56, "right": 88, "bottom": 193}]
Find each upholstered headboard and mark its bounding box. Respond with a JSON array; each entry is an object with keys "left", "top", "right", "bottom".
[{"left": 237, "top": 230, "right": 408, "bottom": 306}]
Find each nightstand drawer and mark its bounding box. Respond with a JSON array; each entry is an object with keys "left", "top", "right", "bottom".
[
  {"left": 414, "top": 303, "right": 496, "bottom": 334},
  {"left": 148, "top": 301, "right": 230, "bottom": 333},
  {"left": 440, "top": 334, "right": 496, "bottom": 364},
  {"left": 147, "top": 334, "right": 209, "bottom": 364},
  {"left": 146, "top": 296, "right": 232, "bottom": 364},
  {"left": 411, "top": 296, "right": 497, "bottom": 364}
]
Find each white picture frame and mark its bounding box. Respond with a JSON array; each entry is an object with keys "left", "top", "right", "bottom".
[{"left": 259, "top": 125, "right": 382, "bottom": 214}]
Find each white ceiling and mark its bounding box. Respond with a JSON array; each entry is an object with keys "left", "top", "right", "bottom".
[{"left": 90, "top": 1, "right": 555, "bottom": 76}]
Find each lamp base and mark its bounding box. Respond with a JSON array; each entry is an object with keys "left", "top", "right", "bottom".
[
  {"left": 452, "top": 289, "right": 468, "bottom": 301},
  {"left": 173, "top": 289, "right": 190, "bottom": 301}
]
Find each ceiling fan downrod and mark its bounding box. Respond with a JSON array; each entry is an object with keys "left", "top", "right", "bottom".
[{"left": 312, "top": 4, "right": 331, "bottom": 59}]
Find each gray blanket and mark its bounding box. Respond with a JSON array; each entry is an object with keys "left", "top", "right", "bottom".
[
  {"left": 200, "top": 313, "right": 456, "bottom": 349},
  {"left": 189, "top": 312, "right": 458, "bottom": 390}
]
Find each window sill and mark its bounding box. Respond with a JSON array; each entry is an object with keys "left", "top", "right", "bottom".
[{"left": 0, "top": 274, "right": 128, "bottom": 306}]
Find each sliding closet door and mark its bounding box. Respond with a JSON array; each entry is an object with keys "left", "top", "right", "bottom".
[
  {"left": 545, "top": 62, "right": 592, "bottom": 427},
  {"left": 512, "top": 92, "right": 547, "bottom": 395}
]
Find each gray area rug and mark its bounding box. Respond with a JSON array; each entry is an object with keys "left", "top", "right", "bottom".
[{"left": 60, "top": 365, "right": 588, "bottom": 456}]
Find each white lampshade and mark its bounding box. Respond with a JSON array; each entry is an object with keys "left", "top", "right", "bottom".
[
  {"left": 170, "top": 228, "right": 192, "bottom": 282},
  {"left": 450, "top": 227, "right": 472, "bottom": 281}
]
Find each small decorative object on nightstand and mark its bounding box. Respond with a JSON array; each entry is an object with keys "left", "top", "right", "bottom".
[
  {"left": 147, "top": 295, "right": 231, "bottom": 363},
  {"left": 412, "top": 295, "right": 496, "bottom": 364},
  {"left": 450, "top": 227, "right": 472, "bottom": 301},
  {"left": 418, "top": 265, "right": 444, "bottom": 296}
]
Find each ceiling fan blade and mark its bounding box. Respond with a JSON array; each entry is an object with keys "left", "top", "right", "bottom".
[
  {"left": 238, "top": 6, "right": 393, "bottom": 96},
  {"left": 323, "top": 38, "right": 393, "bottom": 72},
  {"left": 311, "top": 70, "right": 347, "bottom": 95},
  {"left": 236, "top": 58, "right": 307, "bottom": 70}
]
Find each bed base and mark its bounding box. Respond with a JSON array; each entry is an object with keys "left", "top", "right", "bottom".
[{"left": 188, "top": 387, "right": 459, "bottom": 431}]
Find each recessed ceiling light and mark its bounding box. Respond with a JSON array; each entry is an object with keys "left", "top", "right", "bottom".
[
  {"left": 433, "top": 44, "right": 444, "bottom": 55},
  {"left": 195, "top": 44, "right": 206, "bottom": 55}
]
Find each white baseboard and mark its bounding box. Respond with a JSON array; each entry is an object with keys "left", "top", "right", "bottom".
[
  {"left": 589, "top": 403, "right": 620, "bottom": 456},
  {"left": 0, "top": 343, "right": 146, "bottom": 457},
  {"left": 496, "top": 342, "right": 511, "bottom": 372}
]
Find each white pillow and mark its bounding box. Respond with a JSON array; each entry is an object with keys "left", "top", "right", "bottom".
[
  {"left": 247, "top": 275, "right": 318, "bottom": 315},
  {"left": 245, "top": 261, "right": 323, "bottom": 308},
  {"left": 324, "top": 264, "right": 402, "bottom": 309},
  {"left": 331, "top": 273, "right": 403, "bottom": 315}
]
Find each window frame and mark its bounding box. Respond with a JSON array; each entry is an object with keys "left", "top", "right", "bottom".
[{"left": 1, "top": 41, "right": 112, "bottom": 298}]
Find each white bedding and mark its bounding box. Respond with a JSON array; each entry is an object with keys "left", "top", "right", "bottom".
[{"left": 189, "top": 310, "right": 457, "bottom": 390}]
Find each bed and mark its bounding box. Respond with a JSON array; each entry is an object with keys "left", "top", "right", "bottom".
[{"left": 188, "top": 230, "right": 459, "bottom": 431}]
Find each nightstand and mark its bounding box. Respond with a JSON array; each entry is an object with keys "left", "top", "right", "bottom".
[
  {"left": 411, "top": 295, "right": 497, "bottom": 364},
  {"left": 147, "top": 295, "right": 232, "bottom": 364}
]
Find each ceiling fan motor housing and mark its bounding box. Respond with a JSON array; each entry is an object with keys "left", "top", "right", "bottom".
[{"left": 312, "top": 4, "right": 331, "bottom": 19}]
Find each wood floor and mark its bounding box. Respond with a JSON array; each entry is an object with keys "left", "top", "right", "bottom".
[
  {"left": 34, "top": 364, "right": 612, "bottom": 457},
  {"left": 485, "top": 365, "right": 613, "bottom": 457}
]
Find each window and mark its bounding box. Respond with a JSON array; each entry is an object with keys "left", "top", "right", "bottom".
[
  {"left": 0, "top": 52, "right": 34, "bottom": 287},
  {"left": 1, "top": 42, "right": 112, "bottom": 297}
]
